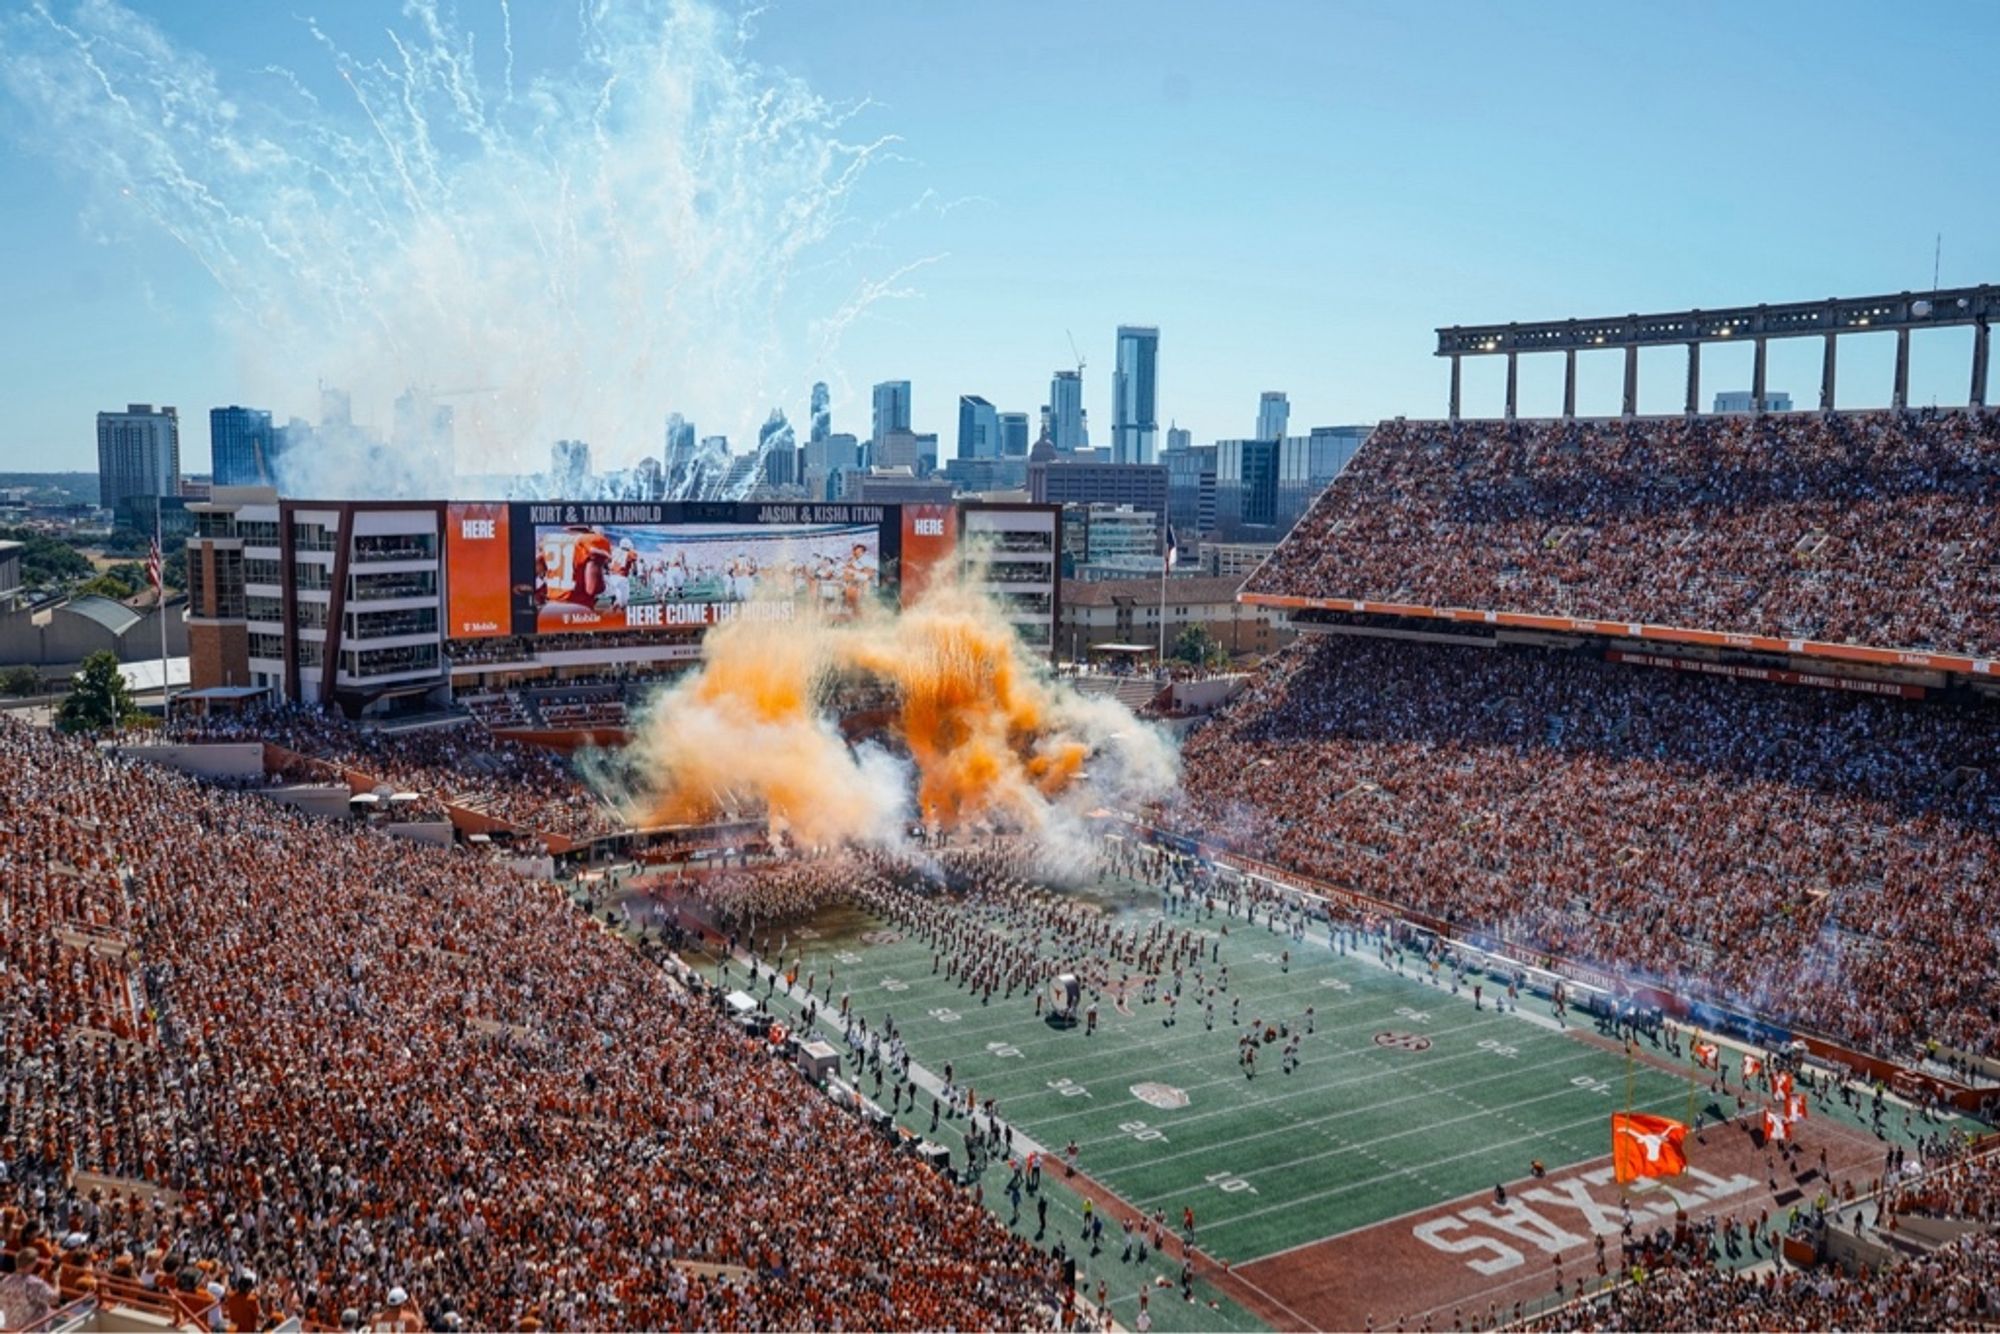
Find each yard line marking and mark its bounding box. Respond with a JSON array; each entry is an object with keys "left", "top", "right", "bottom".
[
  {"left": 1020, "top": 1012, "right": 1540, "bottom": 1127},
  {"left": 1082, "top": 1044, "right": 1610, "bottom": 1171},
  {"left": 1175, "top": 1092, "right": 1694, "bottom": 1237}
]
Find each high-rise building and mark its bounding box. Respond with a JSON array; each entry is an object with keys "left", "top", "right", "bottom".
[
  {"left": 814, "top": 432, "right": 860, "bottom": 500},
  {"left": 1256, "top": 391, "right": 1290, "bottom": 442},
  {"left": 97, "top": 403, "right": 181, "bottom": 516},
  {"left": 1215, "top": 438, "right": 1279, "bottom": 534},
  {"left": 758, "top": 409, "right": 799, "bottom": 489},
  {"left": 209, "top": 405, "right": 276, "bottom": 488},
  {"left": 874, "top": 428, "right": 924, "bottom": 473},
  {"left": 872, "top": 380, "right": 912, "bottom": 455},
  {"left": 1111, "top": 325, "right": 1160, "bottom": 465},
  {"left": 957, "top": 394, "right": 1000, "bottom": 460},
  {"left": 1068, "top": 502, "right": 1168, "bottom": 579},
  {"left": 1048, "top": 370, "right": 1085, "bottom": 453},
  {"left": 1164, "top": 439, "right": 1217, "bottom": 537},
  {"left": 664, "top": 413, "right": 697, "bottom": 465},
  {"left": 941, "top": 455, "right": 1028, "bottom": 493},
  {"left": 1166, "top": 423, "right": 1192, "bottom": 454},
  {"left": 999, "top": 411, "right": 1030, "bottom": 458},
  {"left": 1214, "top": 424, "right": 1371, "bottom": 540},
  {"left": 550, "top": 439, "right": 592, "bottom": 492},
  {"left": 1027, "top": 458, "right": 1170, "bottom": 539},
  {"left": 810, "top": 381, "right": 831, "bottom": 443}
]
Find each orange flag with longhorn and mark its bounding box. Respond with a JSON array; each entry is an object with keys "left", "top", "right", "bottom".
[{"left": 1612, "top": 1112, "right": 1689, "bottom": 1184}]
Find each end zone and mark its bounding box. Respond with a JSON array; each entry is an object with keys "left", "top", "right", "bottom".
[{"left": 1233, "top": 1109, "right": 1893, "bottom": 1330}]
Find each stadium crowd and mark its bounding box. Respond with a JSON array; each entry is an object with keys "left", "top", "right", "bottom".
[
  {"left": 164, "top": 705, "right": 626, "bottom": 841},
  {"left": 1250, "top": 410, "right": 2000, "bottom": 659},
  {"left": 1173, "top": 634, "right": 2000, "bottom": 1059},
  {"left": 1522, "top": 1149, "right": 2000, "bottom": 1331},
  {"left": 0, "top": 718, "right": 1065, "bottom": 1330}
]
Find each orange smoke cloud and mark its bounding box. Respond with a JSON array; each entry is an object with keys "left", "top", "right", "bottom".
[{"left": 609, "top": 569, "right": 1177, "bottom": 847}]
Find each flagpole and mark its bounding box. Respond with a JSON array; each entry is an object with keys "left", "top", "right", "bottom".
[
  {"left": 154, "top": 502, "right": 170, "bottom": 724},
  {"left": 1157, "top": 528, "right": 1168, "bottom": 666}
]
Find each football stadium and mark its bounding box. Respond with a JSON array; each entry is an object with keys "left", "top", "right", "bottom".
[{"left": 5, "top": 288, "right": 1998, "bottom": 1333}]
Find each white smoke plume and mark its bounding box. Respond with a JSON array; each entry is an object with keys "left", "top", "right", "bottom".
[{"left": 0, "top": 0, "right": 925, "bottom": 498}]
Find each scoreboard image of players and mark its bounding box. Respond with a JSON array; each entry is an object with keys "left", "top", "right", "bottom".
[{"left": 444, "top": 501, "right": 954, "bottom": 640}]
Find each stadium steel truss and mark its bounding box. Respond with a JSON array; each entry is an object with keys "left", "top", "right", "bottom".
[{"left": 1436, "top": 284, "right": 1996, "bottom": 420}]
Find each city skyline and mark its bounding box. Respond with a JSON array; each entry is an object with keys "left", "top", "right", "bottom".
[{"left": 3, "top": 0, "right": 1999, "bottom": 475}]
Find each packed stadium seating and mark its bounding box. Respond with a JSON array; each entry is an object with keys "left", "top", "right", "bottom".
[
  {"left": 462, "top": 690, "right": 533, "bottom": 728},
  {"left": 1249, "top": 410, "right": 2000, "bottom": 659},
  {"left": 166, "top": 707, "right": 628, "bottom": 840},
  {"left": 1172, "top": 633, "right": 2000, "bottom": 1060},
  {"left": 1523, "top": 1146, "right": 2000, "bottom": 1330},
  {"left": 0, "top": 718, "right": 1062, "bottom": 1331}
]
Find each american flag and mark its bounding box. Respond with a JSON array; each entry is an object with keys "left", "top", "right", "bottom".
[{"left": 146, "top": 534, "right": 163, "bottom": 596}]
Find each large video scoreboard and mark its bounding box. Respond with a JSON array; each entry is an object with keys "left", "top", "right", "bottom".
[{"left": 443, "top": 500, "right": 958, "bottom": 640}]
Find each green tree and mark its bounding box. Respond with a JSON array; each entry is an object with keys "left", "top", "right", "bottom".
[
  {"left": 0, "top": 664, "right": 41, "bottom": 697},
  {"left": 75, "top": 571, "right": 138, "bottom": 600},
  {"left": 1171, "top": 623, "right": 1229, "bottom": 671},
  {"left": 0, "top": 526, "right": 94, "bottom": 589},
  {"left": 58, "top": 650, "right": 139, "bottom": 733},
  {"left": 102, "top": 527, "right": 154, "bottom": 557},
  {"left": 162, "top": 546, "right": 188, "bottom": 592}
]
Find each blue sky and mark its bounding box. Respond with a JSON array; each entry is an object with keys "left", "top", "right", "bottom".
[{"left": 3, "top": 0, "right": 1998, "bottom": 473}]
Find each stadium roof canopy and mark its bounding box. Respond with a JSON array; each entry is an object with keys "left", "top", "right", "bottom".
[
  {"left": 1433, "top": 284, "right": 1995, "bottom": 418},
  {"left": 1436, "top": 284, "right": 1997, "bottom": 357}
]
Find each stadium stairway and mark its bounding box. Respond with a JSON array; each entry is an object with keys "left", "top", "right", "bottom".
[{"left": 1070, "top": 674, "right": 1163, "bottom": 712}]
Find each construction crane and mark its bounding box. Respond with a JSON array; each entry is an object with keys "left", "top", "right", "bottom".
[{"left": 1066, "top": 329, "right": 1087, "bottom": 376}]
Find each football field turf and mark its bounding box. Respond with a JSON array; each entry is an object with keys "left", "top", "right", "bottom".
[
  {"left": 676, "top": 870, "right": 1977, "bottom": 1329},
  {"left": 687, "top": 874, "right": 1737, "bottom": 1328}
]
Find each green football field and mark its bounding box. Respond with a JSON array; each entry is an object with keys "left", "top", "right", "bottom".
[
  {"left": 683, "top": 872, "right": 1729, "bottom": 1329},
  {"left": 669, "top": 868, "right": 1979, "bottom": 1331}
]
